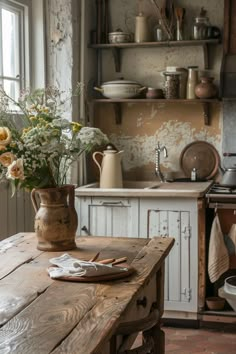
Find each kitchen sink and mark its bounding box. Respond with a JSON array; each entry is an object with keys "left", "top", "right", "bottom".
[
  {"left": 78, "top": 181, "right": 161, "bottom": 189},
  {"left": 123, "top": 181, "right": 161, "bottom": 189}
]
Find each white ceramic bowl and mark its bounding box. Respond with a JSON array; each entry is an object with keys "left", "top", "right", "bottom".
[{"left": 94, "top": 80, "right": 146, "bottom": 99}]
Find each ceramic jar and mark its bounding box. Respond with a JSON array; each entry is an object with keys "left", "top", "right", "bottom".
[
  {"left": 135, "top": 12, "right": 150, "bottom": 43},
  {"left": 186, "top": 66, "right": 198, "bottom": 99},
  {"left": 195, "top": 77, "right": 218, "bottom": 98},
  {"left": 31, "top": 185, "right": 77, "bottom": 251}
]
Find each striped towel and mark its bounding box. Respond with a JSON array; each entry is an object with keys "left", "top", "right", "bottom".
[{"left": 208, "top": 214, "right": 229, "bottom": 283}]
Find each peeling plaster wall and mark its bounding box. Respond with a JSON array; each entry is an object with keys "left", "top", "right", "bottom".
[
  {"left": 93, "top": 101, "right": 222, "bottom": 180},
  {"left": 45, "top": 0, "right": 80, "bottom": 120},
  {"left": 90, "top": 0, "right": 224, "bottom": 181}
]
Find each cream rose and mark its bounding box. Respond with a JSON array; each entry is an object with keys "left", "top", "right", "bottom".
[
  {"left": 0, "top": 152, "right": 15, "bottom": 167},
  {"left": 0, "top": 127, "right": 11, "bottom": 146},
  {"left": 6, "top": 159, "right": 25, "bottom": 180}
]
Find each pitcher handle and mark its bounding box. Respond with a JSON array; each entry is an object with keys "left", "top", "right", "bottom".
[
  {"left": 92, "top": 151, "right": 104, "bottom": 175},
  {"left": 31, "top": 189, "right": 39, "bottom": 213}
]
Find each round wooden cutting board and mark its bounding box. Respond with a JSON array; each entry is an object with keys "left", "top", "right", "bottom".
[{"left": 180, "top": 141, "right": 220, "bottom": 180}]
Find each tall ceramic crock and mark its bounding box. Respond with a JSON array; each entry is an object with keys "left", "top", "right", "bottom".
[
  {"left": 92, "top": 149, "right": 123, "bottom": 188},
  {"left": 31, "top": 185, "right": 78, "bottom": 251}
]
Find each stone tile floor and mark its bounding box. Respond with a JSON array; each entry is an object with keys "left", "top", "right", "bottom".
[{"left": 133, "top": 326, "right": 236, "bottom": 353}]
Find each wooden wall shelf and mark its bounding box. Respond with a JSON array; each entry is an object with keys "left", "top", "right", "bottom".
[
  {"left": 88, "top": 39, "right": 221, "bottom": 72},
  {"left": 93, "top": 98, "right": 220, "bottom": 125}
]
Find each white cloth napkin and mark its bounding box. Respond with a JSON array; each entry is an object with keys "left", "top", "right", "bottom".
[
  {"left": 47, "top": 253, "right": 129, "bottom": 279},
  {"left": 208, "top": 214, "right": 229, "bottom": 283}
]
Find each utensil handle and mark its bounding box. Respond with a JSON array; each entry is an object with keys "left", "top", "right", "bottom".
[
  {"left": 94, "top": 86, "right": 103, "bottom": 93},
  {"left": 223, "top": 153, "right": 236, "bottom": 156},
  {"left": 31, "top": 189, "right": 39, "bottom": 213}
]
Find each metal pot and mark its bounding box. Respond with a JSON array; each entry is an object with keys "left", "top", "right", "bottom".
[
  {"left": 220, "top": 152, "right": 236, "bottom": 186},
  {"left": 108, "top": 31, "right": 133, "bottom": 44},
  {"left": 94, "top": 80, "right": 146, "bottom": 99},
  {"left": 220, "top": 168, "right": 236, "bottom": 186}
]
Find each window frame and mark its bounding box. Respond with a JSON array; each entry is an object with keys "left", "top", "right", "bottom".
[{"left": 0, "top": 0, "right": 45, "bottom": 94}]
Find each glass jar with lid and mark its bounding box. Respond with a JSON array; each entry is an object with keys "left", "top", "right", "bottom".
[
  {"left": 192, "top": 17, "right": 209, "bottom": 40},
  {"left": 163, "top": 72, "right": 181, "bottom": 99}
]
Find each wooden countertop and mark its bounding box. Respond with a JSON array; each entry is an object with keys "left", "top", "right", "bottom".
[
  {"left": 75, "top": 181, "right": 213, "bottom": 198},
  {"left": 0, "top": 233, "right": 174, "bottom": 354}
]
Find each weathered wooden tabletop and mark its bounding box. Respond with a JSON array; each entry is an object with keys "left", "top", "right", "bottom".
[{"left": 0, "top": 233, "right": 174, "bottom": 354}]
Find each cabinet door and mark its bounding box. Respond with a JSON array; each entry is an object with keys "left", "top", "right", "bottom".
[
  {"left": 75, "top": 196, "right": 139, "bottom": 237},
  {"left": 140, "top": 198, "right": 198, "bottom": 313}
]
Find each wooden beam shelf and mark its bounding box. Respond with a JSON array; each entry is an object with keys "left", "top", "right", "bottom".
[{"left": 92, "top": 98, "right": 220, "bottom": 125}]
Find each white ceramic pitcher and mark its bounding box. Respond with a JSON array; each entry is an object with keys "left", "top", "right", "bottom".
[{"left": 92, "top": 149, "right": 123, "bottom": 188}]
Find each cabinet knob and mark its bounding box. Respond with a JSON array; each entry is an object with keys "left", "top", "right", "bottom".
[
  {"left": 137, "top": 296, "right": 147, "bottom": 308},
  {"left": 81, "top": 226, "right": 90, "bottom": 235}
]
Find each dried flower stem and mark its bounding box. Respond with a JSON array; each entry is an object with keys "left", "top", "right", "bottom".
[{"left": 149, "top": 0, "right": 173, "bottom": 40}]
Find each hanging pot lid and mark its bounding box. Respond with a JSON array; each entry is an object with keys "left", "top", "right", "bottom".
[{"left": 180, "top": 141, "right": 220, "bottom": 180}]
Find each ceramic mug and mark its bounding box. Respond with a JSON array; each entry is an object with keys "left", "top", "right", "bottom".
[{"left": 206, "top": 26, "right": 221, "bottom": 39}]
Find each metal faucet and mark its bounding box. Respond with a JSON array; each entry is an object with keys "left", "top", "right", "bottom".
[{"left": 155, "top": 142, "right": 168, "bottom": 182}]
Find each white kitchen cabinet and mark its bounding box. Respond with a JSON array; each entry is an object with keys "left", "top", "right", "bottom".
[
  {"left": 75, "top": 196, "right": 139, "bottom": 237},
  {"left": 139, "top": 198, "right": 198, "bottom": 313},
  {"left": 76, "top": 194, "right": 199, "bottom": 315}
]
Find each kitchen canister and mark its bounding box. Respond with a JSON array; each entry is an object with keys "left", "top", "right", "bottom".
[
  {"left": 192, "top": 16, "right": 209, "bottom": 40},
  {"left": 166, "top": 66, "right": 188, "bottom": 99},
  {"left": 135, "top": 12, "right": 150, "bottom": 43},
  {"left": 163, "top": 72, "right": 181, "bottom": 99},
  {"left": 186, "top": 66, "right": 199, "bottom": 99}
]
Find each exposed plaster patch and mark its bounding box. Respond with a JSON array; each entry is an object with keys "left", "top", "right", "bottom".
[{"left": 110, "top": 120, "right": 221, "bottom": 173}]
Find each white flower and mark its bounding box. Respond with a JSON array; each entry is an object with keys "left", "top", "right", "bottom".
[{"left": 6, "top": 159, "right": 25, "bottom": 180}]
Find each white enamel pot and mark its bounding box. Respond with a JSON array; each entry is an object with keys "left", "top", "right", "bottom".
[{"left": 94, "top": 80, "right": 146, "bottom": 99}]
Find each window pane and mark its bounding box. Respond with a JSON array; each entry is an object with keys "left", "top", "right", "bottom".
[
  {"left": 3, "top": 79, "right": 20, "bottom": 105},
  {"left": 2, "top": 8, "right": 20, "bottom": 78}
]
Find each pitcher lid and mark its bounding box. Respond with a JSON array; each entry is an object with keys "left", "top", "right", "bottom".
[{"left": 105, "top": 143, "right": 118, "bottom": 151}]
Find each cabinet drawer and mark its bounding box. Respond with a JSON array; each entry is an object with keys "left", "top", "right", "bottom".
[
  {"left": 91, "top": 197, "right": 131, "bottom": 207},
  {"left": 120, "top": 276, "right": 157, "bottom": 323}
]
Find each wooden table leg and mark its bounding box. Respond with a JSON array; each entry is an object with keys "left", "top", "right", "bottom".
[{"left": 144, "top": 323, "right": 165, "bottom": 354}]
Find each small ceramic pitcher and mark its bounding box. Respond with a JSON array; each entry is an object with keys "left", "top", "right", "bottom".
[{"left": 92, "top": 149, "right": 123, "bottom": 188}]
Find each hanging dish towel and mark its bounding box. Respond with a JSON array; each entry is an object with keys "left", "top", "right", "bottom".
[
  {"left": 208, "top": 214, "right": 229, "bottom": 283},
  {"left": 228, "top": 224, "right": 236, "bottom": 255}
]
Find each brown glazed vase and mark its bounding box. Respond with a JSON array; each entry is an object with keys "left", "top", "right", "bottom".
[
  {"left": 195, "top": 77, "right": 218, "bottom": 98},
  {"left": 31, "top": 185, "right": 78, "bottom": 251}
]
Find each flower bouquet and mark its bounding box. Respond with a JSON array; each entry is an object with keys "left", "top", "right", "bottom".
[{"left": 0, "top": 84, "right": 108, "bottom": 193}]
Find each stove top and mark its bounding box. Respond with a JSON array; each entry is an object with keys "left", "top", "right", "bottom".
[
  {"left": 207, "top": 184, "right": 236, "bottom": 194},
  {"left": 206, "top": 184, "right": 236, "bottom": 208}
]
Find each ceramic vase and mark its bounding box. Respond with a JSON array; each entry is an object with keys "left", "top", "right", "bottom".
[
  {"left": 195, "top": 77, "right": 218, "bottom": 98},
  {"left": 31, "top": 185, "right": 78, "bottom": 251}
]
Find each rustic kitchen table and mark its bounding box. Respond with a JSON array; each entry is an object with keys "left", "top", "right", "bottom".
[{"left": 0, "top": 233, "right": 174, "bottom": 354}]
